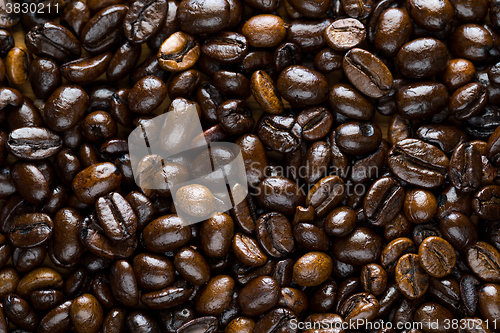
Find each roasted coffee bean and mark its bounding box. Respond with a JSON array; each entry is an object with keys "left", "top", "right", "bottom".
[
  {"left": 242, "top": 14, "right": 286, "bottom": 48},
  {"left": 314, "top": 47, "right": 343, "bottom": 73},
  {"left": 72, "top": 162, "right": 122, "bottom": 204},
  {"left": 61, "top": 52, "right": 113, "bottom": 84},
  {"left": 110, "top": 260, "right": 139, "bottom": 307},
  {"left": 124, "top": 0, "right": 167, "bottom": 44},
  {"left": 326, "top": 18, "right": 366, "bottom": 51},
  {"left": 396, "top": 82, "right": 449, "bottom": 120},
  {"left": 216, "top": 99, "right": 254, "bottom": 135},
  {"left": 336, "top": 121, "right": 382, "bottom": 155},
  {"left": 95, "top": 192, "right": 137, "bottom": 241},
  {"left": 81, "top": 5, "right": 128, "bottom": 53},
  {"left": 296, "top": 107, "right": 333, "bottom": 141},
  {"left": 333, "top": 227, "right": 383, "bottom": 265},
  {"left": 25, "top": 22, "right": 80, "bottom": 62},
  {"left": 177, "top": 0, "right": 229, "bottom": 34},
  {"left": 388, "top": 139, "right": 449, "bottom": 188},
  {"left": 142, "top": 215, "right": 191, "bottom": 253},
  {"left": 418, "top": 236, "right": 456, "bottom": 278},
  {"left": 4, "top": 294, "right": 40, "bottom": 331},
  {"left": 6, "top": 46, "right": 31, "bottom": 85},
  {"left": 38, "top": 300, "right": 72, "bottom": 333},
  {"left": 238, "top": 276, "right": 280, "bottom": 316},
  {"left": 256, "top": 113, "right": 302, "bottom": 154},
  {"left": 364, "top": 177, "right": 404, "bottom": 227},
  {"left": 232, "top": 233, "right": 268, "bottom": 266},
  {"left": 306, "top": 176, "right": 345, "bottom": 217},
  {"left": 158, "top": 31, "right": 200, "bottom": 71},
  {"left": 396, "top": 38, "right": 447, "bottom": 79},
  {"left": 60, "top": 0, "right": 91, "bottom": 37},
  {"left": 106, "top": 41, "right": 141, "bottom": 82},
  {"left": 8, "top": 213, "right": 53, "bottom": 248},
  {"left": 404, "top": 188, "right": 437, "bottom": 224},
  {"left": 449, "top": 83, "right": 488, "bottom": 121},
  {"left": 201, "top": 32, "right": 247, "bottom": 64},
  {"left": 329, "top": 83, "right": 374, "bottom": 121},
  {"left": 360, "top": 263, "right": 387, "bottom": 296},
  {"left": 478, "top": 283, "right": 500, "bottom": 322},
  {"left": 339, "top": 292, "right": 379, "bottom": 328},
  {"left": 29, "top": 58, "right": 61, "bottom": 100},
  {"left": 70, "top": 294, "right": 103, "bottom": 333},
  {"left": 251, "top": 70, "right": 284, "bottom": 115},
  {"left": 174, "top": 247, "right": 210, "bottom": 285},
  {"left": 256, "top": 212, "right": 294, "bottom": 258},
  {"left": 448, "top": 143, "right": 482, "bottom": 193},
  {"left": 395, "top": 253, "right": 429, "bottom": 299},
  {"left": 450, "top": 24, "right": 494, "bottom": 62},
  {"left": 325, "top": 206, "right": 357, "bottom": 237},
  {"left": 293, "top": 251, "right": 333, "bottom": 287},
  {"left": 343, "top": 48, "right": 393, "bottom": 98},
  {"left": 472, "top": 185, "right": 500, "bottom": 220},
  {"left": 466, "top": 242, "right": 500, "bottom": 283},
  {"left": 277, "top": 65, "right": 329, "bottom": 107},
  {"left": 177, "top": 316, "right": 218, "bottom": 333}
]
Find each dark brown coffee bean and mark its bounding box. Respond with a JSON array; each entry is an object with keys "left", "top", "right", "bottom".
[
  {"left": 110, "top": 260, "right": 139, "bottom": 307},
  {"left": 333, "top": 227, "right": 383, "bottom": 265},
  {"left": 81, "top": 5, "right": 128, "bottom": 53},
  {"left": 70, "top": 294, "right": 103, "bottom": 333},
  {"left": 25, "top": 22, "right": 81, "bottom": 62},
  {"left": 6, "top": 126, "right": 62, "bottom": 161},
  {"left": 177, "top": 316, "right": 218, "bottom": 333},
  {"left": 256, "top": 113, "right": 302, "bottom": 154},
  {"left": 396, "top": 38, "right": 448, "bottom": 80},
  {"left": 373, "top": 8, "right": 412, "bottom": 57},
  {"left": 201, "top": 31, "right": 248, "bottom": 64},
  {"left": 478, "top": 283, "right": 500, "bottom": 322},
  {"left": 61, "top": 52, "right": 113, "bottom": 84},
  {"left": 126, "top": 311, "right": 161, "bottom": 333},
  {"left": 415, "top": 302, "right": 456, "bottom": 333},
  {"left": 329, "top": 83, "right": 374, "bottom": 121},
  {"left": 339, "top": 292, "right": 379, "bottom": 328},
  {"left": 256, "top": 212, "right": 294, "bottom": 258},
  {"left": 296, "top": 107, "right": 333, "bottom": 142},
  {"left": 174, "top": 247, "right": 210, "bottom": 285},
  {"left": 4, "top": 294, "right": 40, "bottom": 331},
  {"left": 124, "top": 0, "right": 167, "bottom": 44},
  {"left": 395, "top": 253, "right": 429, "bottom": 299},
  {"left": 256, "top": 177, "right": 305, "bottom": 216},
  {"left": 238, "top": 276, "right": 280, "bottom": 316},
  {"left": 72, "top": 162, "right": 122, "bottom": 204},
  {"left": 287, "top": 19, "right": 334, "bottom": 53},
  {"left": 96, "top": 192, "right": 137, "bottom": 242},
  {"left": 472, "top": 185, "right": 500, "bottom": 220},
  {"left": 466, "top": 242, "right": 500, "bottom": 283},
  {"left": 142, "top": 215, "right": 191, "bottom": 253},
  {"left": 364, "top": 176, "right": 404, "bottom": 227},
  {"left": 8, "top": 213, "right": 53, "bottom": 248},
  {"left": 306, "top": 176, "right": 345, "bottom": 217},
  {"left": 232, "top": 233, "right": 268, "bottom": 267},
  {"left": 336, "top": 121, "right": 382, "bottom": 155},
  {"left": 388, "top": 139, "right": 449, "bottom": 188},
  {"left": 277, "top": 65, "right": 329, "bottom": 107},
  {"left": 29, "top": 57, "right": 61, "bottom": 100},
  {"left": 396, "top": 81, "right": 449, "bottom": 120},
  {"left": 177, "top": 0, "right": 229, "bottom": 34},
  {"left": 106, "top": 41, "right": 141, "bottom": 82},
  {"left": 325, "top": 206, "right": 357, "bottom": 237},
  {"left": 60, "top": 0, "right": 91, "bottom": 37},
  {"left": 450, "top": 24, "right": 494, "bottom": 62},
  {"left": 38, "top": 300, "right": 72, "bottom": 333},
  {"left": 242, "top": 14, "right": 286, "bottom": 48},
  {"left": 343, "top": 48, "right": 393, "bottom": 98}
]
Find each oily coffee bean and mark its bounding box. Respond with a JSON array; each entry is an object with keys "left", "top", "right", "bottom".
[
  {"left": 388, "top": 139, "right": 449, "bottom": 188},
  {"left": 123, "top": 0, "right": 168, "bottom": 44},
  {"left": 81, "top": 5, "right": 128, "bottom": 54},
  {"left": 256, "top": 114, "right": 302, "bottom": 154},
  {"left": 256, "top": 212, "right": 294, "bottom": 258},
  {"left": 343, "top": 48, "right": 393, "bottom": 98},
  {"left": 364, "top": 176, "right": 405, "bottom": 227},
  {"left": 472, "top": 185, "right": 500, "bottom": 220},
  {"left": 61, "top": 52, "right": 113, "bottom": 84},
  {"left": 333, "top": 227, "right": 383, "bottom": 265},
  {"left": 293, "top": 251, "right": 333, "bottom": 287},
  {"left": 25, "top": 22, "right": 81, "bottom": 62},
  {"left": 6, "top": 46, "right": 31, "bottom": 86},
  {"left": 418, "top": 236, "right": 456, "bottom": 278},
  {"left": 72, "top": 162, "right": 122, "bottom": 204},
  {"left": 306, "top": 176, "right": 345, "bottom": 217},
  {"left": 396, "top": 81, "right": 449, "bottom": 120},
  {"left": 251, "top": 70, "right": 284, "bottom": 115},
  {"left": 396, "top": 38, "right": 448, "bottom": 79},
  {"left": 466, "top": 242, "right": 500, "bottom": 283},
  {"left": 395, "top": 253, "right": 430, "bottom": 300},
  {"left": 296, "top": 107, "right": 333, "bottom": 141},
  {"left": 336, "top": 121, "right": 382, "bottom": 155},
  {"left": 339, "top": 292, "right": 379, "bottom": 328},
  {"left": 276, "top": 65, "right": 329, "bottom": 107},
  {"left": 7, "top": 127, "right": 62, "bottom": 160}
]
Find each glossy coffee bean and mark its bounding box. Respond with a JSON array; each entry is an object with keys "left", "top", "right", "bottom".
[
  {"left": 407, "top": 0, "right": 453, "bottom": 32},
  {"left": 72, "top": 162, "right": 122, "bottom": 205},
  {"left": 61, "top": 52, "right": 113, "bottom": 84},
  {"left": 124, "top": 0, "right": 167, "bottom": 44},
  {"left": 364, "top": 177, "right": 404, "bottom": 227},
  {"left": 251, "top": 70, "right": 284, "bottom": 115},
  {"left": 8, "top": 213, "right": 53, "bottom": 248},
  {"left": 232, "top": 233, "right": 268, "bottom": 267},
  {"left": 4, "top": 294, "right": 40, "bottom": 331},
  {"left": 472, "top": 185, "right": 500, "bottom": 220},
  {"left": 396, "top": 82, "right": 449, "bottom": 120},
  {"left": 158, "top": 31, "right": 200, "bottom": 71},
  {"left": 343, "top": 48, "right": 393, "bottom": 98},
  {"left": 238, "top": 276, "right": 280, "bottom": 316},
  {"left": 466, "top": 242, "right": 500, "bottom": 283},
  {"left": 276, "top": 65, "right": 328, "bottom": 107},
  {"left": 242, "top": 14, "right": 286, "bottom": 48},
  {"left": 177, "top": 0, "right": 229, "bottom": 34},
  {"left": 29, "top": 58, "right": 61, "bottom": 100},
  {"left": 70, "top": 294, "right": 103, "bottom": 333},
  {"left": 336, "top": 121, "right": 382, "bottom": 155},
  {"left": 395, "top": 253, "right": 429, "bottom": 299},
  {"left": 396, "top": 38, "right": 447, "bottom": 79},
  {"left": 81, "top": 5, "right": 128, "bottom": 54},
  {"left": 142, "top": 215, "right": 191, "bottom": 253},
  {"left": 403, "top": 189, "right": 437, "bottom": 224},
  {"left": 293, "top": 252, "right": 333, "bottom": 287},
  {"left": 450, "top": 24, "right": 494, "bottom": 62},
  {"left": 418, "top": 236, "right": 456, "bottom": 278},
  {"left": 306, "top": 176, "right": 345, "bottom": 217}
]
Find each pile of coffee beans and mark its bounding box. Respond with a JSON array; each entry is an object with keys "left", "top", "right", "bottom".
[{"left": 1, "top": 0, "right": 500, "bottom": 332}]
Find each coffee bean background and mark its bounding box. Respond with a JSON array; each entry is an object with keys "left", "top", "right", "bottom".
[{"left": 2, "top": 1, "right": 500, "bottom": 333}]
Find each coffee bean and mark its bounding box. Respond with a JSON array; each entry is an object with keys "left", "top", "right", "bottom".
[
  {"left": 466, "top": 242, "right": 500, "bottom": 283},
  {"left": 395, "top": 253, "right": 429, "bottom": 299},
  {"left": 326, "top": 18, "right": 366, "bottom": 51},
  {"left": 81, "top": 5, "right": 128, "bottom": 53},
  {"left": 70, "top": 294, "right": 103, "bottom": 333},
  {"left": 25, "top": 22, "right": 81, "bottom": 62},
  {"left": 343, "top": 48, "right": 393, "bottom": 98},
  {"left": 418, "top": 236, "right": 456, "bottom": 278}
]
